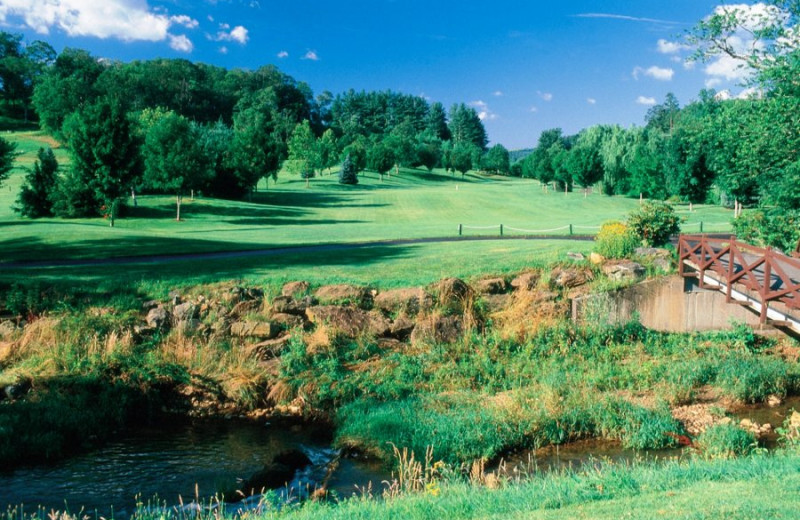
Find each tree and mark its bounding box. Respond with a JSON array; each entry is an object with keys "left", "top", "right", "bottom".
[
  {"left": 317, "top": 128, "right": 338, "bottom": 173},
  {"left": 141, "top": 110, "right": 212, "bottom": 220},
  {"left": 15, "top": 147, "right": 57, "bottom": 218},
  {"left": 482, "top": 144, "right": 510, "bottom": 175},
  {"left": 342, "top": 135, "right": 368, "bottom": 173},
  {"left": 367, "top": 141, "right": 394, "bottom": 180},
  {"left": 565, "top": 126, "right": 607, "bottom": 191},
  {"left": 448, "top": 103, "right": 488, "bottom": 150},
  {"left": 61, "top": 96, "right": 140, "bottom": 226},
  {"left": 285, "top": 120, "right": 319, "bottom": 186},
  {"left": 385, "top": 119, "right": 418, "bottom": 170},
  {"left": 451, "top": 142, "right": 478, "bottom": 178},
  {"left": 0, "top": 135, "right": 16, "bottom": 187},
  {"left": 339, "top": 153, "right": 359, "bottom": 185},
  {"left": 425, "top": 101, "right": 451, "bottom": 141}
]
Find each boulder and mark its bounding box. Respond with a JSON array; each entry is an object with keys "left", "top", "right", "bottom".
[
  {"left": 306, "top": 306, "right": 390, "bottom": 338},
  {"left": 146, "top": 306, "right": 170, "bottom": 329},
  {"left": 550, "top": 267, "right": 593, "bottom": 289},
  {"left": 173, "top": 302, "right": 198, "bottom": 322},
  {"left": 236, "top": 450, "right": 312, "bottom": 497},
  {"left": 270, "top": 313, "right": 306, "bottom": 329},
  {"left": 4, "top": 378, "right": 31, "bottom": 400},
  {"left": 175, "top": 319, "right": 203, "bottom": 334},
  {"left": 474, "top": 278, "right": 508, "bottom": 295},
  {"left": 377, "top": 338, "right": 405, "bottom": 351},
  {"left": 229, "top": 299, "right": 261, "bottom": 318},
  {"left": 388, "top": 313, "right": 416, "bottom": 340},
  {"left": 222, "top": 286, "right": 263, "bottom": 305},
  {"left": 230, "top": 321, "right": 279, "bottom": 339},
  {"left": 281, "top": 281, "right": 310, "bottom": 298},
  {"left": 314, "top": 284, "right": 372, "bottom": 307},
  {"left": 247, "top": 335, "right": 292, "bottom": 360},
  {"left": 373, "top": 288, "right": 433, "bottom": 316},
  {"left": 433, "top": 278, "right": 473, "bottom": 312},
  {"left": 410, "top": 315, "right": 463, "bottom": 345},
  {"left": 510, "top": 272, "right": 540, "bottom": 291},
  {"left": 567, "top": 252, "right": 586, "bottom": 261},
  {"left": 635, "top": 247, "right": 672, "bottom": 272},
  {"left": 141, "top": 300, "right": 161, "bottom": 311},
  {"left": 589, "top": 252, "right": 605, "bottom": 265},
  {"left": 602, "top": 260, "right": 645, "bottom": 282},
  {"left": 271, "top": 296, "right": 314, "bottom": 316}
]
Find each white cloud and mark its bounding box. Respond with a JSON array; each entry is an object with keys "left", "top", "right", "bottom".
[
  {"left": 633, "top": 65, "right": 674, "bottom": 81},
  {"left": 212, "top": 24, "right": 249, "bottom": 44},
  {"left": 636, "top": 96, "right": 657, "bottom": 106},
  {"left": 470, "top": 100, "right": 498, "bottom": 121},
  {"left": 169, "top": 34, "right": 193, "bottom": 52},
  {"left": 303, "top": 50, "right": 320, "bottom": 61},
  {"left": 529, "top": 106, "right": 538, "bottom": 113},
  {"left": 587, "top": 98, "right": 597, "bottom": 105},
  {"left": 493, "top": 90, "right": 504, "bottom": 97},
  {"left": 705, "top": 78, "right": 722, "bottom": 89},
  {"left": 0, "top": 0, "right": 199, "bottom": 51},
  {"left": 170, "top": 15, "right": 198, "bottom": 29},
  {"left": 277, "top": 50, "right": 289, "bottom": 59},
  {"left": 537, "top": 91, "right": 553, "bottom": 101},
  {"left": 575, "top": 13, "right": 680, "bottom": 25},
  {"left": 657, "top": 39, "right": 685, "bottom": 54},
  {"left": 219, "top": 46, "right": 228, "bottom": 54}
]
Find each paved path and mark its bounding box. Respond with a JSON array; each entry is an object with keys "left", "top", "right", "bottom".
[{"left": 0, "top": 234, "right": 595, "bottom": 270}]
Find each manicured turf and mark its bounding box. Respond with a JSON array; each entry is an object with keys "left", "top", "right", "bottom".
[{"left": 0, "top": 131, "right": 734, "bottom": 287}]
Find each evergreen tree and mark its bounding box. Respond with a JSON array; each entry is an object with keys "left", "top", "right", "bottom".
[
  {"left": 15, "top": 147, "right": 57, "bottom": 218},
  {"left": 339, "top": 153, "right": 359, "bottom": 185}
]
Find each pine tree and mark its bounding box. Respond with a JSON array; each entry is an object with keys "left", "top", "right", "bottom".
[
  {"left": 15, "top": 147, "right": 58, "bottom": 218},
  {"left": 339, "top": 153, "right": 359, "bottom": 185}
]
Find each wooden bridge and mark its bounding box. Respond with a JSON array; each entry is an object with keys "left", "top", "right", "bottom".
[{"left": 678, "top": 234, "right": 800, "bottom": 335}]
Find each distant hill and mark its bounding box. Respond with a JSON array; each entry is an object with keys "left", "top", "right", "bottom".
[{"left": 509, "top": 148, "right": 534, "bottom": 163}]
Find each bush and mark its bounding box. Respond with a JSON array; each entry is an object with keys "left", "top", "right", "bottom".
[
  {"left": 594, "top": 221, "right": 638, "bottom": 258},
  {"left": 626, "top": 201, "right": 681, "bottom": 247},
  {"left": 732, "top": 208, "right": 800, "bottom": 254},
  {"left": 695, "top": 423, "right": 756, "bottom": 459},
  {"left": 339, "top": 154, "right": 359, "bottom": 185}
]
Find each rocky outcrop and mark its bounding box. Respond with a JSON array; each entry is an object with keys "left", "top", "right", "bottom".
[
  {"left": 270, "top": 313, "right": 305, "bottom": 329},
  {"left": 281, "top": 281, "right": 310, "bottom": 298},
  {"left": 271, "top": 296, "right": 315, "bottom": 316},
  {"left": 510, "top": 272, "right": 540, "bottom": 291},
  {"left": 373, "top": 288, "right": 433, "bottom": 316},
  {"left": 314, "top": 284, "right": 372, "bottom": 307},
  {"left": 146, "top": 307, "right": 170, "bottom": 329},
  {"left": 602, "top": 260, "right": 645, "bottom": 283},
  {"left": 550, "top": 267, "right": 593, "bottom": 289},
  {"left": 474, "top": 278, "right": 508, "bottom": 295},
  {"left": 410, "top": 315, "right": 463, "bottom": 345},
  {"left": 305, "top": 306, "right": 390, "bottom": 338},
  {"left": 230, "top": 321, "right": 279, "bottom": 339}
]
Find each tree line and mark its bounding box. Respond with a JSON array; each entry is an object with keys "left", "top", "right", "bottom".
[{"left": 0, "top": 35, "right": 502, "bottom": 223}]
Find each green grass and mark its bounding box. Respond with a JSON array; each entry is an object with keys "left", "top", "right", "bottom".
[{"left": 0, "top": 132, "right": 734, "bottom": 273}]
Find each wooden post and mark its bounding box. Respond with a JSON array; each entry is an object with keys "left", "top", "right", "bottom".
[
  {"left": 458, "top": 224, "right": 462, "bottom": 236},
  {"left": 761, "top": 247, "right": 772, "bottom": 324},
  {"left": 500, "top": 224, "right": 504, "bottom": 236},
  {"left": 700, "top": 221, "right": 704, "bottom": 233},
  {"left": 569, "top": 224, "right": 573, "bottom": 236}
]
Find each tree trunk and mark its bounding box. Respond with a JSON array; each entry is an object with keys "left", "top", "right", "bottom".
[
  {"left": 109, "top": 199, "right": 116, "bottom": 227},
  {"left": 176, "top": 193, "right": 182, "bottom": 221}
]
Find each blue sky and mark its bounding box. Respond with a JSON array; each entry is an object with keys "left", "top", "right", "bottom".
[{"left": 0, "top": 1, "right": 756, "bottom": 149}]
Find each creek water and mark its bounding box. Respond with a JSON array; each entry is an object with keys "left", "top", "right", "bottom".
[
  {"left": 2, "top": 398, "right": 797, "bottom": 517},
  {"left": 0, "top": 419, "right": 389, "bottom": 518}
]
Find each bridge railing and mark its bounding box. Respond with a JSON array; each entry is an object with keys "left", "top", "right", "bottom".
[{"left": 679, "top": 234, "right": 800, "bottom": 324}]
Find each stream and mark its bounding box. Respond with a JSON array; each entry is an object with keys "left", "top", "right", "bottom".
[{"left": 2, "top": 398, "right": 797, "bottom": 517}]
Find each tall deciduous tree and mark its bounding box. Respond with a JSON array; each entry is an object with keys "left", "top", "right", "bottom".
[
  {"left": 141, "top": 110, "right": 212, "bottom": 220},
  {"left": 482, "top": 144, "right": 511, "bottom": 175},
  {"left": 285, "top": 119, "right": 318, "bottom": 186},
  {"left": 448, "top": 103, "right": 488, "bottom": 150},
  {"left": 0, "top": 135, "right": 16, "bottom": 187}
]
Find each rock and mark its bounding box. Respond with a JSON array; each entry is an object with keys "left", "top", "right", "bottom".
[
  {"left": 373, "top": 288, "right": 433, "bottom": 316},
  {"left": 222, "top": 286, "right": 263, "bottom": 305},
  {"left": 377, "top": 338, "right": 405, "bottom": 351},
  {"left": 146, "top": 307, "right": 170, "bottom": 329},
  {"left": 248, "top": 335, "right": 292, "bottom": 360},
  {"left": 410, "top": 315, "right": 463, "bottom": 345},
  {"left": 271, "top": 296, "right": 315, "bottom": 316},
  {"left": 635, "top": 247, "right": 671, "bottom": 258},
  {"left": 306, "top": 306, "right": 390, "bottom": 338},
  {"left": 789, "top": 411, "right": 800, "bottom": 429},
  {"left": 230, "top": 321, "right": 279, "bottom": 339},
  {"left": 433, "top": 278, "right": 473, "bottom": 312},
  {"left": 510, "top": 272, "right": 540, "bottom": 291},
  {"left": 482, "top": 294, "right": 513, "bottom": 314},
  {"left": 236, "top": 450, "right": 312, "bottom": 497},
  {"left": 270, "top": 313, "right": 305, "bottom": 329},
  {"left": 388, "top": 313, "right": 416, "bottom": 340},
  {"left": 589, "top": 252, "right": 605, "bottom": 265},
  {"left": 550, "top": 267, "right": 593, "bottom": 289},
  {"left": 767, "top": 395, "right": 783, "bottom": 407},
  {"left": 314, "top": 284, "right": 372, "bottom": 307},
  {"left": 601, "top": 260, "right": 645, "bottom": 282},
  {"left": 474, "top": 278, "right": 508, "bottom": 295},
  {"left": 173, "top": 302, "right": 198, "bottom": 322},
  {"left": 175, "top": 319, "right": 203, "bottom": 334},
  {"left": 281, "top": 281, "right": 310, "bottom": 298},
  {"left": 4, "top": 378, "right": 31, "bottom": 400},
  {"left": 133, "top": 325, "right": 157, "bottom": 337},
  {"left": 141, "top": 300, "right": 161, "bottom": 311},
  {"left": 229, "top": 299, "right": 261, "bottom": 318},
  {"left": 0, "top": 320, "right": 17, "bottom": 340},
  {"left": 567, "top": 252, "right": 586, "bottom": 261}
]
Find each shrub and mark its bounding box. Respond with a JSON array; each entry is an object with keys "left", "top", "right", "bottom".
[
  {"left": 339, "top": 153, "right": 359, "bottom": 185},
  {"left": 732, "top": 208, "right": 800, "bottom": 254},
  {"left": 594, "top": 221, "right": 638, "bottom": 258},
  {"left": 626, "top": 201, "right": 681, "bottom": 247},
  {"left": 695, "top": 423, "right": 756, "bottom": 459}
]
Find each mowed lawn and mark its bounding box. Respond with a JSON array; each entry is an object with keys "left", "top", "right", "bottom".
[{"left": 0, "top": 131, "right": 734, "bottom": 288}]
